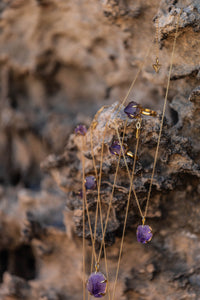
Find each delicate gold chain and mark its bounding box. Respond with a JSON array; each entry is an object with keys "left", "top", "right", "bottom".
[
  {"left": 82, "top": 117, "right": 127, "bottom": 300},
  {"left": 97, "top": 119, "right": 128, "bottom": 263},
  {"left": 109, "top": 11, "right": 182, "bottom": 300},
  {"left": 85, "top": 36, "right": 153, "bottom": 273},
  {"left": 89, "top": 126, "right": 111, "bottom": 300},
  {"left": 155, "top": 17, "right": 160, "bottom": 61},
  {"left": 81, "top": 137, "right": 86, "bottom": 300},
  {"left": 113, "top": 44, "right": 153, "bottom": 119},
  {"left": 114, "top": 10, "right": 182, "bottom": 222},
  {"left": 89, "top": 126, "right": 101, "bottom": 274},
  {"left": 81, "top": 145, "right": 98, "bottom": 264},
  {"left": 81, "top": 8, "right": 171, "bottom": 299},
  {"left": 114, "top": 122, "right": 144, "bottom": 218},
  {"left": 112, "top": 119, "right": 141, "bottom": 300},
  {"left": 144, "top": 10, "right": 182, "bottom": 219}
]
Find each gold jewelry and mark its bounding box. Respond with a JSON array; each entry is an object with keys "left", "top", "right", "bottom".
[
  {"left": 152, "top": 16, "right": 161, "bottom": 73},
  {"left": 78, "top": 7, "right": 182, "bottom": 300},
  {"left": 124, "top": 101, "right": 157, "bottom": 119},
  {"left": 113, "top": 9, "right": 182, "bottom": 247},
  {"left": 109, "top": 140, "right": 137, "bottom": 159}
]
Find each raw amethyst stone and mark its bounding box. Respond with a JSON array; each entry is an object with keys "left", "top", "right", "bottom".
[
  {"left": 109, "top": 141, "right": 126, "bottom": 156},
  {"left": 136, "top": 225, "right": 153, "bottom": 244},
  {"left": 124, "top": 101, "right": 141, "bottom": 119},
  {"left": 85, "top": 175, "right": 96, "bottom": 190},
  {"left": 87, "top": 272, "right": 107, "bottom": 298},
  {"left": 74, "top": 124, "right": 87, "bottom": 135}
]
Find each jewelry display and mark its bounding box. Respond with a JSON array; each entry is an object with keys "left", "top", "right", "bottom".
[{"left": 76, "top": 7, "right": 182, "bottom": 300}]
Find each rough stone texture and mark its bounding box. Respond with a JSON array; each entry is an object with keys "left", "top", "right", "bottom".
[{"left": 0, "top": 0, "right": 200, "bottom": 299}]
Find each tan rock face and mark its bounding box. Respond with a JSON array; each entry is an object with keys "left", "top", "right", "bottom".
[{"left": 0, "top": 0, "right": 200, "bottom": 299}]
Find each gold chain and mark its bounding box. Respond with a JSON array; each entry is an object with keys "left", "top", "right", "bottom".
[
  {"left": 145, "top": 10, "right": 182, "bottom": 218},
  {"left": 81, "top": 7, "right": 182, "bottom": 300},
  {"left": 89, "top": 126, "right": 111, "bottom": 300},
  {"left": 112, "top": 119, "right": 141, "bottom": 300},
  {"left": 84, "top": 34, "right": 153, "bottom": 273},
  {"left": 81, "top": 137, "right": 86, "bottom": 300},
  {"left": 114, "top": 10, "right": 182, "bottom": 222}
]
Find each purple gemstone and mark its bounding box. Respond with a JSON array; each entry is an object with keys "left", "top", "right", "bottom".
[
  {"left": 124, "top": 101, "right": 141, "bottom": 119},
  {"left": 75, "top": 124, "right": 87, "bottom": 135},
  {"left": 136, "top": 225, "right": 153, "bottom": 244},
  {"left": 85, "top": 175, "right": 96, "bottom": 190},
  {"left": 109, "top": 141, "right": 126, "bottom": 156},
  {"left": 87, "top": 272, "right": 107, "bottom": 298}
]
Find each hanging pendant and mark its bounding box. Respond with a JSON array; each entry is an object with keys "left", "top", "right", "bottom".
[
  {"left": 87, "top": 272, "right": 107, "bottom": 298},
  {"left": 152, "top": 57, "right": 161, "bottom": 73},
  {"left": 109, "top": 141, "right": 135, "bottom": 158},
  {"left": 109, "top": 141, "right": 126, "bottom": 156},
  {"left": 136, "top": 224, "right": 153, "bottom": 244},
  {"left": 85, "top": 175, "right": 97, "bottom": 190}
]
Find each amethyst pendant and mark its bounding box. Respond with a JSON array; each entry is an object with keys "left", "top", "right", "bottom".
[
  {"left": 109, "top": 141, "right": 126, "bottom": 156},
  {"left": 87, "top": 272, "right": 107, "bottom": 298},
  {"left": 85, "top": 175, "right": 96, "bottom": 190},
  {"left": 136, "top": 225, "right": 153, "bottom": 244}
]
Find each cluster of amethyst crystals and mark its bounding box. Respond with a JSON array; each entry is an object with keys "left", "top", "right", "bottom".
[
  {"left": 136, "top": 225, "right": 153, "bottom": 244},
  {"left": 87, "top": 272, "right": 107, "bottom": 298},
  {"left": 124, "top": 101, "right": 141, "bottom": 119}
]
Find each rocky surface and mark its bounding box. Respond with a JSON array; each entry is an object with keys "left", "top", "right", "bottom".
[{"left": 0, "top": 0, "right": 200, "bottom": 299}]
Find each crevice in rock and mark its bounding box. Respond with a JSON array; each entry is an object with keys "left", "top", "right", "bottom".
[
  {"left": 170, "top": 107, "right": 179, "bottom": 125},
  {"left": 0, "top": 249, "right": 9, "bottom": 283},
  {"left": 10, "top": 245, "right": 36, "bottom": 281}
]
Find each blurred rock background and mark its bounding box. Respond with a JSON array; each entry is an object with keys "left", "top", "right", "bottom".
[{"left": 0, "top": 0, "right": 199, "bottom": 299}]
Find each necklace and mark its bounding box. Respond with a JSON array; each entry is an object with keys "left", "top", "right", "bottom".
[
  {"left": 75, "top": 59, "right": 148, "bottom": 298},
  {"left": 111, "top": 11, "right": 182, "bottom": 299},
  {"left": 114, "top": 10, "right": 182, "bottom": 245},
  {"left": 77, "top": 37, "right": 152, "bottom": 295},
  {"left": 76, "top": 49, "right": 153, "bottom": 298}
]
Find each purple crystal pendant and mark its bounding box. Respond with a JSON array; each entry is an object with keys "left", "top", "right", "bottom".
[
  {"left": 109, "top": 141, "right": 126, "bottom": 156},
  {"left": 87, "top": 272, "right": 107, "bottom": 298},
  {"left": 74, "top": 124, "right": 87, "bottom": 135},
  {"left": 124, "top": 101, "right": 141, "bottom": 119},
  {"left": 136, "top": 225, "right": 153, "bottom": 244},
  {"left": 85, "top": 175, "right": 96, "bottom": 190}
]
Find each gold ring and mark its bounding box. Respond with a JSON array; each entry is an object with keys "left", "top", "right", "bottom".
[{"left": 124, "top": 101, "right": 157, "bottom": 119}]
